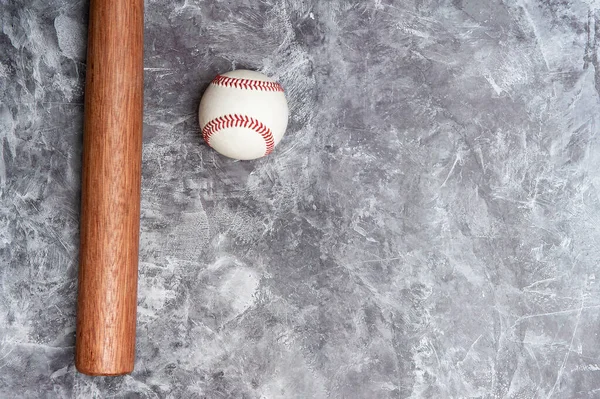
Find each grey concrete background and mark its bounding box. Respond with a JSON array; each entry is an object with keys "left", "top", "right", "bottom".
[{"left": 2, "top": 0, "right": 600, "bottom": 397}]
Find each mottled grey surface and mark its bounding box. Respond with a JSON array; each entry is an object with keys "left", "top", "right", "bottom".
[{"left": 2, "top": 0, "right": 600, "bottom": 398}]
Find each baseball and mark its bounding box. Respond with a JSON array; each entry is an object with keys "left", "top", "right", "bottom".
[{"left": 198, "top": 70, "right": 289, "bottom": 160}]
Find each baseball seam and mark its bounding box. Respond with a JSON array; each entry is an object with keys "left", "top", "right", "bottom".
[
  {"left": 212, "top": 75, "right": 284, "bottom": 92},
  {"left": 202, "top": 114, "right": 275, "bottom": 156}
]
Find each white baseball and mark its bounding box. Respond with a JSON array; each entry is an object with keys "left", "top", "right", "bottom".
[{"left": 198, "top": 70, "right": 289, "bottom": 160}]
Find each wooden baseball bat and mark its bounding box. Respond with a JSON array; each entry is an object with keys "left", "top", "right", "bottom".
[{"left": 76, "top": 0, "right": 144, "bottom": 376}]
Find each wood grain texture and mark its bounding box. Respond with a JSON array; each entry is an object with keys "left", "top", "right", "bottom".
[{"left": 76, "top": 0, "right": 144, "bottom": 376}]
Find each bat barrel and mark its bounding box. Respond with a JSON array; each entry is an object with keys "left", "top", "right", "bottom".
[{"left": 76, "top": 0, "right": 144, "bottom": 376}]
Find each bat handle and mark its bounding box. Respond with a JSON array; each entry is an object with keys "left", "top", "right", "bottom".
[{"left": 76, "top": 0, "right": 144, "bottom": 376}]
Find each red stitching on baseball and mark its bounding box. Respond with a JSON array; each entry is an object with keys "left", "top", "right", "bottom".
[
  {"left": 212, "top": 75, "right": 284, "bottom": 92},
  {"left": 203, "top": 114, "right": 275, "bottom": 155}
]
